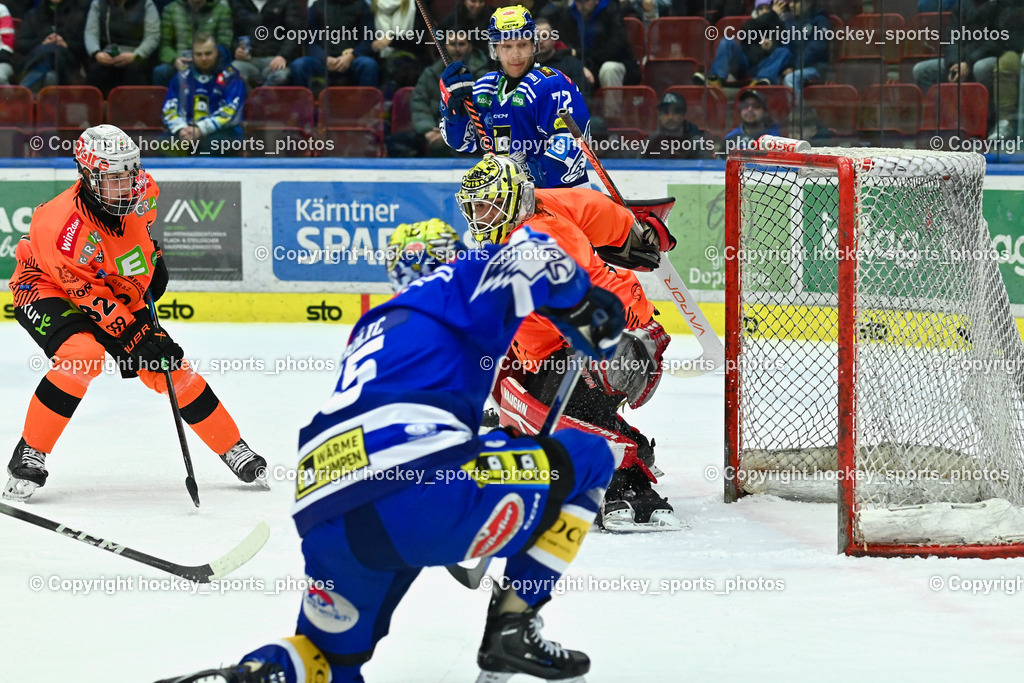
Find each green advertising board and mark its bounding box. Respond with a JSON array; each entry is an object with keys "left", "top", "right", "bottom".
[{"left": 0, "top": 182, "right": 66, "bottom": 280}]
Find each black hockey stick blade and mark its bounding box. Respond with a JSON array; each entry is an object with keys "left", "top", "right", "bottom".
[
  {"left": 185, "top": 475, "right": 200, "bottom": 508},
  {"left": 0, "top": 501, "right": 269, "bottom": 583},
  {"left": 447, "top": 350, "right": 588, "bottom": 589}
]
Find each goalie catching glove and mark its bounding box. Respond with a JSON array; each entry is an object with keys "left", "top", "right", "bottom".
[
  {"left": 539, "top": 286, "right": 625, "bottom": 362},
  {"left": 439, "top": 60, "right": 475, "bottom": 117},
  {"left": 593, "top": 319, "right": 670, "bottom": 409},
  {"left": 119, "top": 317, "right": 184, "bottom": 372},
  {"left": 596, "top": 214, "right": 674, "bottom": 272}
]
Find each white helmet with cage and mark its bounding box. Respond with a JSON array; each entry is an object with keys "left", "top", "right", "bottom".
[{"left": 74, "top": 125, "right": 146, "bottom": 217}]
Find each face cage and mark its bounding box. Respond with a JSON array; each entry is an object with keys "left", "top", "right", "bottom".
[
  {"left": 457, "top": 189, "right": 519, "bottom": 245},
  {"left": 88, "top": 166, "right": 146, "bottom": 217}
]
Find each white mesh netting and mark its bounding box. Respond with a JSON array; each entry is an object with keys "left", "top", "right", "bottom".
[{"left": 733, "top": 148, "right": 1024, "bottom": 549}]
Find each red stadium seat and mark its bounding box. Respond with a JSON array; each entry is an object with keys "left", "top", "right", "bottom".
[
  {"left": 390, "top": 86, "right": 414, "bottom": 135},
  {"left": 901, "top": 13, "right": 951, "bottom": 62},
  {"left": 318, "top": 87, "right": 386, "bottom": 134},
  {"left": 107, "top": 86, "right": 167, "bottom": 130},
  {"left": 921, "top": 83, "right": 988, "bottom": 139},
  {"left": 36, "top": 85, "right": 103, "bottom": 128},
  {"left": 593, "top": 86, "right": 658, "bottom": 132},
  {"left": 0, "top": 86, "right": 34, "bottom": 131},
  {"left": 835, "top": 58, "right": 888, "bottom": 91},
  {"left": 857, "top": 83, "right": 922, "bottom": 137},
  {"left": 840, "top": 14, "right": 905, "bottom": 64},
  {"left": 647, "top": 17, "right": 712, "bottom": 68},
  {"left": 623, "top": 17, "right": 645, "bottom": 66},
  {"left": 642, "top": 59, "right": 699, "bottom": 96},
  {"left": 320, "top": 128, "right": 384, "bottom": 157},
  {"left": 803, "top": 84, "right": 859, "bottom": 137}
]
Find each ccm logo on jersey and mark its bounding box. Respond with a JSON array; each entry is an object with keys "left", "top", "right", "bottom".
[
  {"left": 466, "top": 493, "right": 525, "bottom": 559},
  {"left": 57, "top": 214, "right": 84, "bottom": 256}
]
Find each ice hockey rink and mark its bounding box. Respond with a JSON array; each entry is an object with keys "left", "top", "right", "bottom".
[{"left": 2, "top": 322, "right": 1024, "bottom": 683}]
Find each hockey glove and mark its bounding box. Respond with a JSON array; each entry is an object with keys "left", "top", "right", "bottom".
[
  {"left": 439, "top": 61, "right": 475, "bottom": 117},
  {"left": 593, "top": 319, "right": 670, "bottom": 409},
  {"left": 539, "top": 286, "right": 625, "bottom": 362},
  {"left": 148, "top": 241, "right": 169, "bottom": 301},
  {"left": 119, "top": 317, "right": 184, "bottom": 373}
]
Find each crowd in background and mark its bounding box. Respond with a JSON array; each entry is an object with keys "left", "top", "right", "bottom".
[{"left": 0, "top": 0, "right": 1021, "bottom": 157}]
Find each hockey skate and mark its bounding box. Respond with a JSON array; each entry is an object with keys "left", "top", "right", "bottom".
[
  {"left": 599, "top": 465, "right": 685, "bottom": 533},
  {"left": 477, "top": 587, "right": 590, "bottom": 682},
  {"left": 155, "top": 660, "right": 285, "bottom": 683},
  {"left": 4, "top": 438, "right": 48, "bottom": 501},
  {"left": 220, "top": 439, "right": 269, "bottom": 489}
]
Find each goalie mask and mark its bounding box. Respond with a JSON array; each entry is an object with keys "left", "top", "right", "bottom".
[
  {"left": 386, "top": 219, "right": 465, "bottom": 292},
  {"left": 456, "top": 154, "right": 536, "bottom": 245},
  {"left": 75, "top": 124, "right": 146, "bottom": 217},
  {"left": 487, "top": 5, "right": 538, "bottom": 61}
]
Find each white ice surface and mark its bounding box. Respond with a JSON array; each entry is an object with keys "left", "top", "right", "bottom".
[{"left": 2, "top": 324, "right": 1024, "bottom": 682}]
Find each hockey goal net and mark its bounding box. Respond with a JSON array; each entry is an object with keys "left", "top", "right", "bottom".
[{"left": 724, "top": 146, "right": 1024, "bottom": 558}]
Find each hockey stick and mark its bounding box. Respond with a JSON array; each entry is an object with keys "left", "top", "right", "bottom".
[
  {"left": 446, "top": 348, "right": 589, "bottom": 589},
  {"left": 146, "top": 293, "right": 200, "bottom": 507},
  {"left": 413, "top": 0, "right": 493, "bottom": 152},
  {"left": 556, "top": 108, "right": 725, "bottom": 378},
  {"left": 0, "top": 501, "right": 269, "bottom": 582}
]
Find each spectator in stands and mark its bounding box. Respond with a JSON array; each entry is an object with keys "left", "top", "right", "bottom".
[
  {"left": 291, "top": 0, "right": 379, "bottom": 93},
  {"left": 642, "top": 91, "right": 713, "bottom": 159},
  {"left": 230, "top": 0, "right": 302, "bottom": 87},
  {"left": 779, "top": 0, "right": 829, "bottom": 102},
  {"left": 153, "top": 0, "right": 234, "bottom": 88},
  {"left": 15, "top": 0, "right": 90, "bottom": 91},
  {"left": 541, "top": 0, "right": 641, "bottom": 88},
  {"left": 621, "top": 0, "right": 671, "bottom": 28},
  {"left": 84, "top": 0, "right": 161, "bottom": 95},
  {"left": 918, "top": 0, "right": 957, "bottom": 10},
  {"left": 672, "top": 0, "right": 744, "bottom": 19},
  {"left": 723, "top": 89, "right": 779, "bottom": 150},
  {"left": 534, "top": 16, "right": 589, "bottom": 98},
  {"left": 162, "top": 31, "right": 244, "bottom": 155},
  {"left": 0, "top": 2, "right": 14, "bottom": 84},
  {"left": 4, "top": 0, "right": 32, "bottom": 18},
  {"left": 787, "top": 106, "right": 832, "bottom": 146},
  {"left": 438, "top": 0, "right": 491, "bottom": 52},
  {"left": 369, "top": 0, "right": 433, "bottom": 97},
  {"left": 694, "top": 0, "right": 792, "bottom": 87},
  {"left": 913, "top": 0, "right": 1023, "bottom": 140},
  {"left": 388, "top": 26, "right": 489, "bottom": 157}
]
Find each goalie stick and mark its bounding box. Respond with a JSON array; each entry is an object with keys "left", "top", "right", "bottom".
[
  {"left": 147, "top": 292, "right": 200, "bottom": 507},
  {"left": 0, "top": 501, "right": 270, "bottom": 582},
  {"left": 446, "top": 348, "right": 589, "bottom": 589},
  {"left": 556, "top": 108, "right": 725, "bottom": 378}
]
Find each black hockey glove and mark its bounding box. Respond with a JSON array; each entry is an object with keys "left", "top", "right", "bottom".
[
  {"left": 539, "top": 286, "right": 625, "bottom": 361},
  {"left": 119, "top": 317, "right": 184, "bottom": 372},
  {"left": 148, "top": 241, "right": 169, "bottom": 301}
]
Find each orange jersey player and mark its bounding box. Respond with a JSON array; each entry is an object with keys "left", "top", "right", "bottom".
[
  {"left": 5, "top": 124, "right": 267, "bottom": 501},
  {"left": 456, "top": 154, "right": 684, "bottom": 532}
]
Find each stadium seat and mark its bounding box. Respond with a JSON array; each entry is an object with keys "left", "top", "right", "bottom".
[
  {"left": 820, "top": 0, "right": 863, "bottom": 22},
  {"left": 390, "top": 86, "right": 413, "bottom": 135},
  {"left": 802, "top": 84, "right": 859, "bottom": 137},
  {"left": 642, "top": 59, "right": 699, "bottom": 97},
  {"left": 320, "top": 127, "right": 384, "bottom": 157},
  {"left": 835, "top": 58, "right": 888, "bottom": 91},
  {"left": 664, "top": 85, "right": 727, "bottom": 138},
  {"left": 603, "top": 128, "right": 647, "bottom": 159},
  {"left": 593, "top": 86, "right": 658, "bottom": 132},
  {"left": 921, "top": 83, "right": 988, "bottom": 140},
  {"left": 623, "top": 17, "right": 645, "bottom": 66},
  {"left": 840, "top": 14, "right": 905, "bottom": 64},
  {"left": 36, "top": 85, "right": 103, "bottom": 129},
  {"left": 318, "top": 87, "right": 386, "bottom": 134},
  {"left": 107, "top": 86, "right": 167, "bottom": 131},
  {"left": 0, "top": 86, "right": 34, "bottom": 131},
  {"left": 647, "top": 17, "right": 712, "bottom": 68},
  {"left": 857, "top": 83, "right": 922, "bottom": 142},
  {"left": 245, "top": 86, "right": 315, "bottom": 131},
  {"left": 901, "top": 12, "right": 951, "bottom": 62},
  {"left": 713, "top": 15, "right": 748, "bottom": 49}
]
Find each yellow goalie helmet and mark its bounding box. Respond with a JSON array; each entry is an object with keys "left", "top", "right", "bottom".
[
  {"left": 456, "top": 154, "right": 536, "bottom": 245},
  {"left": 385, "top": 219, "right": 464, "bottom": 292}
]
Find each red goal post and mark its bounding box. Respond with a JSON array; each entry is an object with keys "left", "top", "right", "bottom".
[{"left": 724, "top": 143, "right": 1024, "bottom": 559}]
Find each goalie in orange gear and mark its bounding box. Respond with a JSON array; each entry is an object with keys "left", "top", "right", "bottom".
[
  {"left": 457, "top": 153, "right": 684, "bottom": 532},
  {"left": 5, "top": 124, "right": 267, "bottom": 501}
]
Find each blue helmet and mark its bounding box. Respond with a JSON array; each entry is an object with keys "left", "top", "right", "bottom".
[
  {"left": 385, "top": 219, "right": 465, "bottom": 292},
  {"left": 487, "top": 5, "right": 538, "bottom": 60}
]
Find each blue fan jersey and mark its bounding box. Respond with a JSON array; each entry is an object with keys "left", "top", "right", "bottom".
[
  {"left": 162, "top": 65, "right": 244, "bottom": 137},
  {"left": 441, "top": 66, "right": 590, "bottom": 189},
  {"left": 292, "top": 229, "right": 590, "bottom": 535}
]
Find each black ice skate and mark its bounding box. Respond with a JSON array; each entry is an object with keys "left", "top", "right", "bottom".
[
  {"left": 599, "top": 465, "right": 685, "bottom": 532},
  {"left": 155, "top": 660, "right": 285, "bottom": 683},
  {"left": 4, "top": 438, "right": 48, "bottom": 501},
  {"left": 220, "top": 439, "right": 269, "bottom": 489},
  {"left": 614, "top": 418, "right": 663, "bottom": 477},
  {"left": 477, "top": 587, "right": 590, "bottom": 682}
]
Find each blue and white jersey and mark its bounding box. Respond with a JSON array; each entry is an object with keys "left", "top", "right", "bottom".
[
  {"left": 292, "top": 229, "right": 590, "bottom": 535},
  {"left": 441, "top": 65, "right": 590, "bottom": 189},
  {"left": 162, "top": 63, "right": 245, "bottom": 137}
]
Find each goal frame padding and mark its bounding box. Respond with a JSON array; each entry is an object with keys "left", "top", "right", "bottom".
[{"left": 722, "top": 149, "right": 1024, "bottom": 558}]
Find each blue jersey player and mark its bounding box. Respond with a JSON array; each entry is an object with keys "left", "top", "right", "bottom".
[
  {"left": 157, "top": 220, "right": 627, "bottom": 683},
  {"left": 439, "top": 5, "right": 590, "bottom": 188}
]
